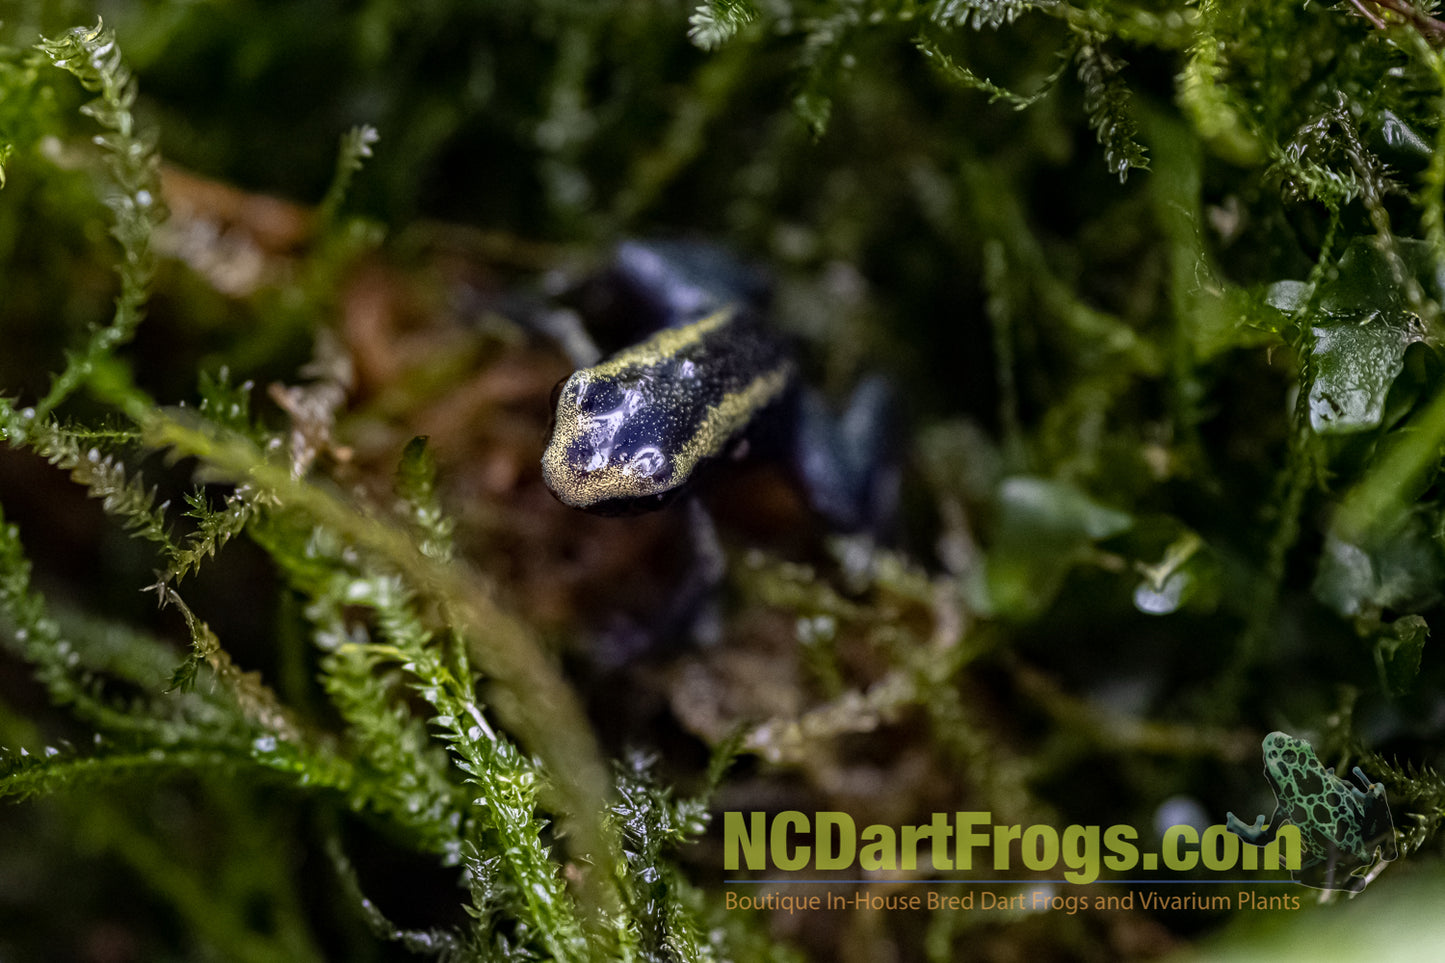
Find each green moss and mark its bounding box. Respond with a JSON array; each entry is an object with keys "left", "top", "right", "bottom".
[{"left": 4, "top": 2, "right": 1445, "bottom": 960}]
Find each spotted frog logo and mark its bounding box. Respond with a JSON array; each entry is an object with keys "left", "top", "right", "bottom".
[{"left": 1226, "top": 731, "right": 1397, "bottom": 893}]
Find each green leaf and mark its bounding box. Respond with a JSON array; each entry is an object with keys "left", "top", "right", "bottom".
[
  {"left": 1309, "top": 321, "right": 1417, "bottom": 434},
  {"left": 1314, "top": 511, "right": 1445, "bottom": 619},
  {"left": 978, "top": 476, "right": 1132, "bottom": 618},
  {"left": 1132, "top": 530, "right": 1207, "bottom": 617},
  {"left": 1374, "top": 614, "right": 1428, "bottom": 696},
  {"left": 1306, "top": 237, "right": 1441, "bottom": 434},
  {"left": 0, "top": 744, "right": 239, "bottom": 802},
  {"left": 1318, "top": 237, "right": 1445, "bottom": 318}
]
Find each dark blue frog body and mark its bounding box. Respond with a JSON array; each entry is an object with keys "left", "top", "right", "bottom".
[{"left": 542, "top": 241, "right": 895, "bottom": 533}]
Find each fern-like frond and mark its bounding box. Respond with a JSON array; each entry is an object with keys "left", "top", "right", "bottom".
[
  {"left": 349, "top": 573, "right": 595, "bottom": 958},
  {"left": 395, "top": 436, "right": 455, "bottom": 562},
  {"left": 0, "top": 743, "right": 239, "bottom": 803},
  {"left": 0, "top": 45, "right": 54, "bottom": 188},
  {"left": 1076, "top": 37, "right": 1148, "bottom": 182},
  {"left": 688, "top": 0, "right": 759, "bottom": 50},
  {"left": 1176, "top": 0, "right": 1260, "bottom": 164},
  {"left": 791, "top": 4, "right": 865, "bottom": 137},
  {"left": 1271, "top": 108, "right": 1368, "bottom": 207},
  {"left": 34, "top": 20, "right": 161, "bottom": 419},
  {"left": 166, "top": 488, "right": 252, "bottom": 586},
  {"left": 0, "top": 497, "right": 272, "bottom": 748},
  {"left": 916, "top": 34, "right": 1065, "bottom": 109},
  {"left": 157, "top": 586, "right": 297, "bottom": 737},
  {"left": 317, "top": 124, "right": 379, "bottom": 229},
  {"left": 1359, "top": 754, "right": 1445, "bottom": 857},
  {"left": 196, "top": 367, "right": 256, "bottom": 436},
  {"left": 142, "top": 410, "right": 617, "bottom": 878},
  {"left": 26, "top": 418, "right": 175, "bottom": 556},
  {"left": 324, "top": 829, "right": 470, "bottom": 957},
  {"left": 0, "top": 508, "right": 93, "bottom": 708},
  {"left": 231, "top": 444, "right": 621, "bottom": 954},
  {"left": 610, "top": 753, "right": 714, "bottom": 957},
  {"left": 0, "top": 503, "right": 178, "bottom": 736},
  {"left": 931, "top": 0, "right": 1036, "bottom": 31},
  {"left": 318, "top": 637, "right": 467, "bottom": 857}
]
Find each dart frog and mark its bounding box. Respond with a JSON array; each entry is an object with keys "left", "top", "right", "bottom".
[
  {"left": 542, "top": 240, "right": 897, "bottom": 535},
  {"left": 1226, "top": 731, "right": 1397, "bottom": 893}
]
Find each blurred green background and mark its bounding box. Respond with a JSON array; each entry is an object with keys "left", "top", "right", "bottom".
[{"left": 3, "top": 0, "right": 1445, "bottom": 960}]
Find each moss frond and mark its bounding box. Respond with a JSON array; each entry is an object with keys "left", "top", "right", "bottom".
[
  {"left": 317, "top": 124, "right": 379, "bottom": 230},
  {"left": 325, "top": 829, "right": 472, "bottom": 958},
  {"left": 26, "top": 417, "right": 175, "bottom": 555},
  {"left": 688, "top": 0, "right": 759, "bottom": 50},
  {"left": 0, "top": 743, "right": 239, "bottom": 803},
  {"left": 930, "top": 0, "right": 1036, "bottom": 31},
  {"left": 166, "top": 487, "right": 253, "bottom": 586},
  {"left": 915, "top": 33, "right": 1066, "bottom": 110},
  {"left": 396, "top": 435, "right": 455, "bottom": 562},
  {"left": 1076, "top": 36, "right": 1149, "bottom": 182},
  {"left": 33, "top": 19, "right": 161, "bottom": 419}
]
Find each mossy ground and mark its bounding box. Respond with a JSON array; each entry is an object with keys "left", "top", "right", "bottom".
[{"left": 3, "top": 2, "right": 1445, "bottom": 961}]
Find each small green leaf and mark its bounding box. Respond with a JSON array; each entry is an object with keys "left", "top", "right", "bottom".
[
  {"left": 395, "top": 436, "right": 453, "bottom": 561},
  {"left": 1305, "top": 237, "right": 1445, "bottom": 434},
  {"left": 1265, "top": 280, "right": 1313, "bottom": 314},
  {"left": 793, "top": 88, "right": 832, "bottom": 138},
  {"left": 979, "top": 476, "right": 1132, "bottom": 618},
  {"left": 1375, "top": 615, "right": 1428, "bottom": 696},
  {"left": 1373, "top": 109, "right": 1433, "bottom": 167},
  {"left": 1132, "top": 531, "right": 1205, "bottom": 617},
  {"left": 1318, "top": 237, "right": 1445, "bottom": 317},
  {"left": 997, "top": 476, "right": 1133, "bottom": 541},
  {"left": 1314, "top": 512, "right": 1445, "bottom": 619},
  {"left": 1309, "top": 321, "right": 1416, "bottom": 434}
]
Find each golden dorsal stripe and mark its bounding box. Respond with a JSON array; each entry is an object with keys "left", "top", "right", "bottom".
[
  {"left": 585, "top": 306, "right": 738, "bottom": 378},
  {"left": 668, "top": 364, "right": 794, "bottom": 483}
]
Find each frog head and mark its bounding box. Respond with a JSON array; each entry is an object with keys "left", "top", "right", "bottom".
[{"left": 1259, "top": 731, "right": 1323, "bottom": 807}]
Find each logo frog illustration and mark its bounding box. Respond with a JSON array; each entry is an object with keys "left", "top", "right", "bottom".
[{"left": 1226, "top": 731, "right": 1397, "bottom": 893}]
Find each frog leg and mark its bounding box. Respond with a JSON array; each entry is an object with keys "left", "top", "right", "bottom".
[
  {"left": 1350, "top": 767, "right": 1400, "bottom": 862},
  {"left": 1348, "top": 766, "right": 1376, "bottom": 792},
  {"left": 1226, "top": 808, "right": 1281, "bottom": 846},
  {"left": 790, "top": 376, "right": 901, "bottom": 535},
  {"left": 671, "top": 496, "right": 728, "bottom": 647},
  {"left": 611, "top": 239, "right": 770, "bottom": 329},
  {"left": 531, "top": 307, "right": 602, "bottom": 368},
  {"left": 587, "top": 497, "right": 729, "bottom": 669}
]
